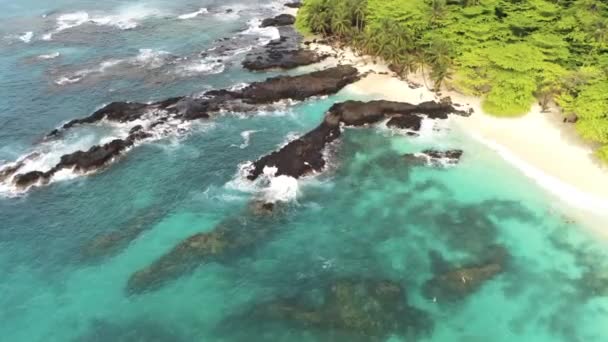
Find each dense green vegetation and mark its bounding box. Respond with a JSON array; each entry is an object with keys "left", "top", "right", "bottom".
[{"left": 296, "top": 0, "right": 608, "bottom": 161}]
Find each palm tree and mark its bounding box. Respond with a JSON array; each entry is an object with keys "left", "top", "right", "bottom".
[
  {"left": 426, "top": 39, "right": 454, "bottom": 90},
  {"left": 428, "top": 0, "right": 447, "bottom": 24},
  {"left": 352, "top": 0, "right": 367, "bottom": 32},
  {"left": 331, "top": 4, "right": 351, "bottom": 40}
]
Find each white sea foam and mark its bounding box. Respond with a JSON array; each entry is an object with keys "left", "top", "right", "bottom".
[
  {"left": 43, "top": 5, "right": 161, "bottom": 40},
  {"left": 19, "top": 32, "right": 34, "bottom": 43},
  {"left": 133, "top": 49, "right": 172, "bottom": 68},
  {"left": 240, "top": 18, "right": 280, "bottom": 45},
  {"left": 177, "top": 59, "right": 225, "bottom": 76},
  {"left": 225, "top": 161, "right": 300, "bottom": 203},
  {"left": 55, "top": 49, "right": 172, "bottom": 85},
  {"left": 38, "top": 52, "right": 60, "bottom": 60},
  {"left": 177, "top": 8, "right": 208, "bottom": 20},
  {"left": 262, "top": 166, "right": 299, "bottom": 202},
  {"left": 57, "top": 11, "right": 90, "bottom": 31},
  {"left": 474, "top": 134, "right": 608, "bottom": 215},
  {"left": 55, "top": 59, "right": 122, "bottom": 85},
  {"left": 237, "top": 130, "right": 258, "bottom": 149}
]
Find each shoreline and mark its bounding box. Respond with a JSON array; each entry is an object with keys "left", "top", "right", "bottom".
[{"left": 304, "top": 41, "right": 608, "bottom": 231}]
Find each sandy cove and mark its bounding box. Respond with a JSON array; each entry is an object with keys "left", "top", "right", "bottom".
[{"left": 302, "top": 41, "right": 608, "bottom": 231}]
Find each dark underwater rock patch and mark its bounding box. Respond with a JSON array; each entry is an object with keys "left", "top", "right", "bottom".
[
  {"left": 126, "top": 200, "right": 282, "bottom": 294},
  {"left": 248, "top": 99, "right": 467, "bottom": 180},
  {"left": 80, "top": 210, "right": 168, "bottom": 261},
  {"left": 248, "top": 278, "right": 433, "bottom": 339},
  {"left": 403, "top": 149, "right": 464, "bottom": 167},
  {"left": 423, "top": 245, "right": 508, "bottom": 301}
]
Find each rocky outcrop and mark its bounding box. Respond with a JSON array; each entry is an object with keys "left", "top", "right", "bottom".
[
  {"left": 423, "top": 246, "right": 508, "bottom": 301},
  {"left": 403, "top": 149, "right": 464, "bottom": 167},
  {"left": 237, "top": 65, "right": 360, "bottom": 103},
  {"left": 247, "top": 99, "right": 466, "bottom": 180},
  {"left": 13, "top": 130, "right": 151, "bottom": 189},
  {"left": 243, "top": 49, "right": 327, "bottom": 71},
  {"left": 47, "top": 65, "right": 359, "bottom": 134},
  {"left": 284, "top": 2, "right": 302, "bottom": 8},
  {"left": 126, "top": 200, "right": 280, "bottom": 294},
  {"left": 243, "top": 25, "right": 328, "bottom": 71},
  {"left": 3, "top": 66, "right": 360, "bottom": 191},
  {"left": 248, "top": 278, "right": 432, "bottom": 339},
  {"left": 260, "top": 14, "right": 296, "bottom": 28}
]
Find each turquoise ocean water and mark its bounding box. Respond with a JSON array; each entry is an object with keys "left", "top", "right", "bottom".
[{"left": 1, "top": 1, "right": 608, "bottom": 341}]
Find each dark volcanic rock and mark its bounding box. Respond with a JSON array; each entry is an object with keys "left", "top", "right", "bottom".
[
  {"left": 58, "top": 139, "right": 133, "bottom": 172},
  {"left": 249, "top": 278, "right": 432, "bottom": 339},
  {"left": 12, "top": 130, "right": 151, "bottom": 189},
  {"left": 260, "top": 14, "right": 295, "bottom": 28},
  {"left": 13, "top": 170, "right": 49, "bottom": 188},
  {"left": 237, "top": 65, "right": 360, "bottom": 104},
  {"left": 12, "top": 66, "right": 361, "bottom": 192},
  {"left": 51, "top": 98, "right": 183, "bottom": 136},
  {"left": 386, "top": 114, "right": 423, "bottom": 132},
  {"left": 403, "top": 149, "right": 464, "bottom": 167},
  {"left": 243, "top": 49, "right": 328, "bottom": 71},
  {"left": 0, "top": 161, "right": 25, "bottom": 183},
  {"left": 423, "top": 246, "right": 508, "bottom": 301},
  {"left": 285, "top": 2, "right": 302, "bottom": 8},
  {"left": 50, "top": 66, "right": 359, "bottom": 136},
  {"left": 248, "top": 99, "right": 466, "bottom": 180},
  {"left": 248, "top": 121, "right": 341, "bottom": 180},
  {"left": 243, "top": 25, "right": 329, "bottom": 71}
]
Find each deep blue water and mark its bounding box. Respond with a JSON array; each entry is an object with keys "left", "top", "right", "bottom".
[{"left": 1, "top": 1, "right": 608, "bottom": 341}]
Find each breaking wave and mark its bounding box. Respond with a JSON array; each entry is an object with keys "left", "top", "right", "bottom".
[
  {"left": 42, "top": 5, "right": 162, "bottom": 40},
  {"left": 177, "top": 8, "right": 208, "bottom": 20}
]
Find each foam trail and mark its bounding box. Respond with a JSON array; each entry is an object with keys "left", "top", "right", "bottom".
[
  {"left": 177, "top": 59, "right": 224, "bottom": 76},
  {"left": 38, "top": 52, "right": 60, "bottom": 60},
  {"left": 19, "top": 32, "right": 34, "bottom": 43},
  {"left": 178, "top": 8, "right": 208, "bottom": 20},
  {"left": 239, "top": 130, "right": 258, "bottom": 149},
  {"left": 42, "top": 5, "right": 162, "bottom": 40},
  {"left": 474, "top": 134, "right": 608, "bottom": 215}
]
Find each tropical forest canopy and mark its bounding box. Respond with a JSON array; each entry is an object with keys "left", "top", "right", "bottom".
[{"left": 296, "top": 0, "right": 608, "bottom": 162}]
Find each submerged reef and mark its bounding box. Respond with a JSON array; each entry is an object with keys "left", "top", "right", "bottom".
[
  {"left": 126, "top": 200, "right": 282, "bottom": 294},
  {"left": 423, "top": 245, "right": 509, "bottom": 301},
  {"left": 242, "top": 278, "right": 432, "bottom": 340}
]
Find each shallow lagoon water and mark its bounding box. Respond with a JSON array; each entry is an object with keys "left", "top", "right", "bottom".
[{"left": 1, "top": 1, "right": 608, "bottom": 341}]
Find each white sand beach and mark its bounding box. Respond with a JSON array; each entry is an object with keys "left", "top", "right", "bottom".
[{"left": 306, "top": 42, "right": 608, "bottom": 230}]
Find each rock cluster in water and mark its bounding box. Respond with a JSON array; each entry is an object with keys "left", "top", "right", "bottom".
[
  {"left": 247, "top": 99, "right": 470, "bottom": 180},
  {"left": 243, "top": 22, "right": 328, "bottom": 71},
  {"left": 125, "top": 99, "right": 470, "bottom": 295},
  {"left": 1, "top": 65, "right": 360, "bottom": 190},
  {"left": 260, "top": 14, "right": 296, "bottom": 28}
]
